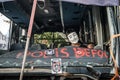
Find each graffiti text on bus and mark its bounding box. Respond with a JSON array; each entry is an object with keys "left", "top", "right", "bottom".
[{"left": 16, "top": 47, "right": 108, "bottom": 58}]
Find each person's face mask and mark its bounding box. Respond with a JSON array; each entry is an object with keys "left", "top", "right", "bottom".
[{"left": 67, "top": 32, "right": 79, "bottom": 44}]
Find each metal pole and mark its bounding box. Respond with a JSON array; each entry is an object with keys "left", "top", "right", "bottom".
[
  {"left": 19, "top": 0, "right": 37, "bottom": 80},
  {"left": 88, "top": 11, "right": 93, "bottom": 42},
  {"left": 59, "top": 0, "right": 65, "bottom": 33}
]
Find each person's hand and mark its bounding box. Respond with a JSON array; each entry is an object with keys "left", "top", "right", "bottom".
[{"left": 87, "top": 44, "right": 94, "bottom": 49}]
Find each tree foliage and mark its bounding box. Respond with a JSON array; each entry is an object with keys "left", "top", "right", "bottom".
[{"left": 34, "top": 32, "right": 67, "bottom": 48}]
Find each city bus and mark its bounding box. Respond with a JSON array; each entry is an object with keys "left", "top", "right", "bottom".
[{"left": 0, "top": 0, "right": 119, "bottom": 80}]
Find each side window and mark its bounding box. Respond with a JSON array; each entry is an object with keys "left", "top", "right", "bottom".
[{"left": 80, "top": 7, "right": 97, "bottom": 45}]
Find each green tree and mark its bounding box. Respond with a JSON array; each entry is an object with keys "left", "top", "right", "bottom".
[{"left": 34, "top": 32, "right": 67, "bottom": 48}]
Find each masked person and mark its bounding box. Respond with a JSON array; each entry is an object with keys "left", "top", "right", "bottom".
[
  {"left": 67, "top": 32, "right": 80, "bottom": 47},
  {"left": 66, "top": 28, "right": 94, "bottom": 48},
  {"left": 66, "top": 28, "right": 84, "bottom": 47}
]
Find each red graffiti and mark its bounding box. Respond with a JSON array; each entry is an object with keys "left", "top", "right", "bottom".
[
  {"left": 16, "top": 52, "right": 23, "bottom": 58},
  {"left": 60, "top": 48, "right": 69, "bottom": 58},
  {"left": 55, "top": 48, "right": 59, "bottom": 57},
  {"left": 31, "top": 51, "right": 43, "bottom": 58},
  {"left": 16, "top": 47, "right": 108, "bottom": 59},
  {"left": 73, "top": 48, "right": 108, "bottom": 58}
]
